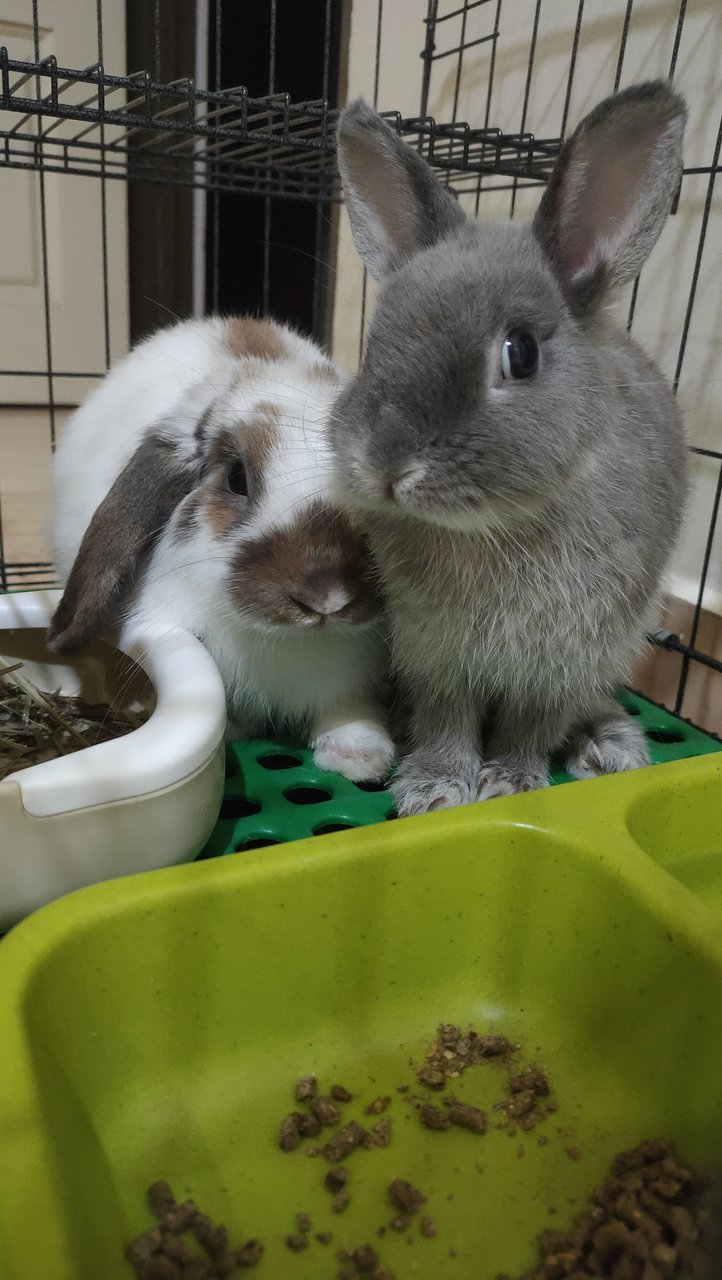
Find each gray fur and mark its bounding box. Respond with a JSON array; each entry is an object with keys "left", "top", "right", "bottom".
[
  {"left": 337, "top": 102, "right": 465, "bottom": 280},
  {"left": 334, "top": 85, "right": 688, "bottom": 816},
  {"left": 48, "top": 432, "right": 199, "bottom": 654},
  {"left": 562, "top": 698, "right": 650, "bottom": 780}
]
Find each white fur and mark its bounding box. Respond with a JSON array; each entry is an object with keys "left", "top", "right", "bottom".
[{"left": 51, "top": 317, "right": 394, "bottom": 782}]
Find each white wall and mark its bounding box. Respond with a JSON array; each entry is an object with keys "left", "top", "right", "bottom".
[
  {"left": 331, "top": 0, "right": 722, "bottom": 616},
  {"left": 0, "top": 0, "right": 129, "bottom": 405}
]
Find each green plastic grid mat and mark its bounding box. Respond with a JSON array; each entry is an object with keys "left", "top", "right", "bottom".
[{"left": 200, "top": 689, "right": 722, "bottom": 857}]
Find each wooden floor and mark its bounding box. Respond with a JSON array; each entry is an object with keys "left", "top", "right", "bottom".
[{"left": 1, "top": 407, "right": 720, "bottom": 736}]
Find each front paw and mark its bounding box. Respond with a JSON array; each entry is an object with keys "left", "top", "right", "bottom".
[
  {"left": 312, "top": 722, "right": 396, "bottom": 783},
  {"left": 390, "top": 755, "right": 478, "bottom": 817},
  {"left": 564, "top": 715, "right": 649, "bottom": 780},
  {"left": 475, "top": 756, "right": 548, "bottom": 800}
]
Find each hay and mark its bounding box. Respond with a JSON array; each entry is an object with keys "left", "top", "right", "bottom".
[{"left": 0, "top": 654, "right": 148, "bottom": 783}]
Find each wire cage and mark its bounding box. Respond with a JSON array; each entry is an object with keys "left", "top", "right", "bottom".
[{"left": 0, "top": 0, "right": 720, "bottom": 735}]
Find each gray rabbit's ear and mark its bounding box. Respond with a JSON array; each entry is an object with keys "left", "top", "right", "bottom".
[
  {"left": 48, "top": 433, "right": 198, "bottom": 654},
  {"left": 336, "top": 99, "right": 465, "bottom": 280},
  {"left": 533, "top": 81, "right": 686, "bottom": 314}
]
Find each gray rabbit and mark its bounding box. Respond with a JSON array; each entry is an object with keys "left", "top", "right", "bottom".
[{"left": 332, "top": 82, "right": 688, "bottom": 816}]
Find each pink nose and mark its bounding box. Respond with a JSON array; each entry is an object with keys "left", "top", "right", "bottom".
[{"left": 291, "top": 584, "right": 355, "bottom": 619}]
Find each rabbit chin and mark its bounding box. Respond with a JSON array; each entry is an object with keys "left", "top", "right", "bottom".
[
  {"left": 230, "top": 605, "right": 381, "bottom": 637},
  {"left": 396, "top": 500, "right": 517, "bottom": 533}
]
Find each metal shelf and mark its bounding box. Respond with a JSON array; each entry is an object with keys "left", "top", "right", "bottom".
[{"left": 0, "top": 53, "right": 560, "bottom": 198}]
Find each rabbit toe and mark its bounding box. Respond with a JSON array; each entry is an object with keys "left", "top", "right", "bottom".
[
  {"left": 390, "top": 761, "right": 478, "bottom": 817},
  {"left": 564, "top": 710, "right": 649, "bottom": 780},
  {"left": 475, "top": 757, "right": 548, "bottom": 800},
  {"left": 312, "top": 723, "right": 396, "bottom": 783}
]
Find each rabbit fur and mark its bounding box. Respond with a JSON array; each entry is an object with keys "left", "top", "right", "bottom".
[
  {"left": 49, "top": 315, "right": 395, "bottom": 783},
  {"left": 333, "top": 82, "right": 688, "bottom": 815}
]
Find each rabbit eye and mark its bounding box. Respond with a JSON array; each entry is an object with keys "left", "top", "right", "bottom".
[
  {"left": 227, "top": 460, "right": 248, "bottom": 496},
  {"left": 501, "top": 330, "right": 539, "bottom": 380}
]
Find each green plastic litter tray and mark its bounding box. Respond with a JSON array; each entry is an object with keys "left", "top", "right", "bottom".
[
  {"left": 1, "top": 748, "right": 722, "bottom": 1280},
  {"left": 202, "top": 688, "right": 721, "bottom": 855}
]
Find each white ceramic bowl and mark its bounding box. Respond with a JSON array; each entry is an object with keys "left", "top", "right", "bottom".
[{"left": 0, "top": 591, "right": 227, "bottom": 928}]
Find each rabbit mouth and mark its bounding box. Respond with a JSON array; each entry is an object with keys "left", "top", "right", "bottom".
[{"left": 338, "top": 454, "right": 553, "bottom": 532}]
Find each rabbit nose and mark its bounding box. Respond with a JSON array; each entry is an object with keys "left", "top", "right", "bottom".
[
  {"left": 385, "top": 463, "right": 426, "bottom": 502},
  {"left": 291, "top": 584, "right": 356, "bottom": 621}
]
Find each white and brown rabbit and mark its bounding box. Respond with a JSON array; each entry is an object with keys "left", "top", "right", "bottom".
[
  {"left": 332, "top": 82, "right": 688, "bottom": 815},
  {"left": 49, "top": 315, "right": 395, "bottom": 782}
]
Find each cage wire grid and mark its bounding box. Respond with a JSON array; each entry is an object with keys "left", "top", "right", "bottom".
[{"left": 0, "top": 0, "right": 719, "bottom": 724}]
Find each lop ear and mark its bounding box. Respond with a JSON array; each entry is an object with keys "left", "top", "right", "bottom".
[
  {"left": 48, "top": 433, "right": 198, "bottom": 654},
  {"left": 533, "top": 81, "right": 686, "bottom": 315},
  {"left": 336, "top": 99, "right": 466, "bottom": 280}
]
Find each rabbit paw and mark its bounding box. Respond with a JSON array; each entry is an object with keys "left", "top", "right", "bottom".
[
  {"left": 312, "top": 721, "right": 396, "bottom": 783},
  {"left": 474, "top": 756, "right": 548, "bottom": 800},
  {"left": 390, "top": 755, "right": 479, "bottom": 817},
  {"left": 564, "top": 710, "right": 649, "bottom": 779}
]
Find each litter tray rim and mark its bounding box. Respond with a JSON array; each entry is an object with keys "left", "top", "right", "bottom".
[{"left": 3, "top": 749, "right": 722, "bottom": 972}]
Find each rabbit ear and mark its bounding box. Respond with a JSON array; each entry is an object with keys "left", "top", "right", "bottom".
[
  {"left": 336, "top": 99, "right": 465, "bottom": 280},
  {"left": 533, "top": 81, "right": 686, "bottom": 314},
  {"left": 48, "top": 433, "right": 198, "bottom": 654}
]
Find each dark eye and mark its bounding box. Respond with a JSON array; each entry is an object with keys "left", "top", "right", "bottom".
[
  {"left": 227, "top": 460, "right": 248, "bottom": 496},
  {"left": 501, "top": 330, "right": 539, "bottom": 380}
]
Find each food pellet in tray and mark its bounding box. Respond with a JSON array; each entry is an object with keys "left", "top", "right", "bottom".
[
  {"left": 331, "top": 1189, "right": 352, "bottom": 1214},
  {"left": 390, "top": 1213, "right": 413, "bottom": 1233},
  {"left": 331, "top": 1084, "right": 353, "bottom": 1103},
  {"left": 312, "top": 1095, "right": 342, "bottom": 1127},
  {"left": 517, "top": 1139, "right": 717, "bottom": 1280},
  {"left": 323, "top": 1119, "right": 370, "bottom": 1162},
  {"left": 191, "top": 1214, "right": 228, "bottom": 1255},
  {"left": 298, "top": 1111, "right": 322, "bottom": 1138},
  {"left": 509, "top": 1069, "right": 550, "bottom": 1097},
  {"left": 278, "top": 1112, "right": 304, "bottom": 1152},
  {"left": 148, "top": 1182, "right": 176, "bottom": 1218},
  {"left": 352, "top": 1243, "right": 379, "bottom": 1271},
  {"left": 127, "top": 1026, "right": 716, "bottom": 1278},
  {"left": 387, "top": 1179, "right": 426, "bottom": 1215},
  {"left": 295, "top": 1075, "right": 317, "bottom": 1102},
  {"left": 419, "top": 1102, "right": 451, "bottom": 1131},
  {"left": 337, "top": 1245, "right": 396, "bottom": 1279},
  {"left": 364, "top": 1095, "right": 391, "bottom": 1116},
  {"left": 125, "top": 1183, "right": 263, "bottom": 1277},
  {"left": 370, "top": 1116, "right": 392, "bottom": 1147},
  {"left": 446, "top": 1100, "right": 488, "bottom": 1133},
  {"left": 325, "top": 1167, "right": 349, "bottom": 1194},
  {"left": 234, "top": 1240, "right": 264, "bottom": 1267}
]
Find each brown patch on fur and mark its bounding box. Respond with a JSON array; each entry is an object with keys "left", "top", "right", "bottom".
[
  {"left": 175, "top": 489, "right": 206, "bottom": 542},
  {"left": 197, "top": 428, "right": 253, "bottom": 540},
  {"left": 231, "top": 501, "right": 381, "bottom": 628},
  {"left": 224, "top": 316, "right": 288, "bottom": 362},
  {"left": 206, "top": 492, "right": 241, "bottom": 540},
  {"left": 181, "top": 419, "right": 281, "bottom": 544},
  {"left": 254, "top": 400, "right": 281, "bottom": 422},
  {"left": 245, "top": 412, "right": 279, "bottom": 474},
  {"left": 309, "top": 363, "right": 341, "bottom": 386},
  {"left": 204, "top": 427, "right": 241, "bottom": 473}
]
